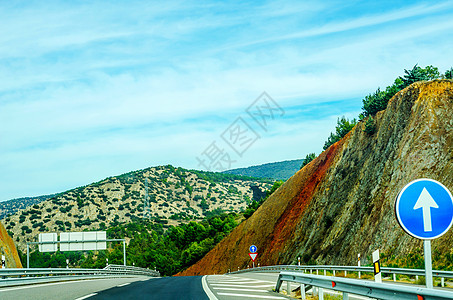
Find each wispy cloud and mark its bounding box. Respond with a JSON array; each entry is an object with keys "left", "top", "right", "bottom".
[{"left": 1, "top": 0, "right": 452, "bottom": 200}]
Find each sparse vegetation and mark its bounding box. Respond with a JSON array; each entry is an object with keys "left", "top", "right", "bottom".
[
  {"left": 322, "top": 65, "right": 453, "bottom": 151},
  {"left": 5, "top": 165, "right": 272, "bottom": 254},
  {"left": 300, "top": 153, "right": 317, "bottom": 169},
  {"left": 323, "top": 117, "right": 357, "bottom": 150}
]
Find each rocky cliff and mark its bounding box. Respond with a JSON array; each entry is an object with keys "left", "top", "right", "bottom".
[
  {"left": 179, "top": 79, "right": 453, "bottom": 275},
  {"left": 0, "top": 222, "right": 22, "bottom": 268}
]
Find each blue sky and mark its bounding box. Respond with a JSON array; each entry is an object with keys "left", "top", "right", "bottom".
[{"left": 1, "top": 0, "right": 453, "bottom": 201}]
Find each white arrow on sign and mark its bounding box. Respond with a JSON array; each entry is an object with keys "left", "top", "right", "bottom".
[{"left": 413, "top": 187, "right": 439, "bottom": 232}]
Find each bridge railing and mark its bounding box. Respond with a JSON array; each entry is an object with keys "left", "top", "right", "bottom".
[{"left": 276, "top": 271, "right": 453, "bottom": 300}]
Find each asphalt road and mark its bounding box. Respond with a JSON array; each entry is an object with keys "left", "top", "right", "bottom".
[
  {"left": 89, "top": 276, "right": 209, "bottom": 300},
  {"left": 0, "top": 272, "right": 384, "bottom": 299}
]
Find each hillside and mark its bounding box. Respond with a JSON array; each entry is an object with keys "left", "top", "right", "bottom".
[
  {"left": 178, "top": 79, "right": 453, "bottom": 275},
  {"left": 2, "top": 165, "right": 272, "bottom": 252},
  {"left": 223, "top": 159, "right": 304, "bottom": 180},
  {"left": 0, "top": 194, "right": 55, "bottom": 220},
  {"left": 0, "top": 222, "right": 22, "bottom": 268}
]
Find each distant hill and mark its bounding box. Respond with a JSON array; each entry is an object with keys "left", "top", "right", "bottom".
[
  {"left": 2, "top": 165, "right": 272, "bottom": 252},
  {"left": 223, "top": 159, "right": 303, "bottom": 180},
  {"left": 0, "top": 195, "right": 55, "bottom": 220}
]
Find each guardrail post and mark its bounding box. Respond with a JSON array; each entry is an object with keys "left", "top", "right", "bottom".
[
  {"left": 319, "top": 288, "right": 324, "bottom": 300},
  {"left": 343, "top": 292, "right": 349, "bottom": 300},
  {"left": 345, "top": 270, "right": 347, "bottom": 277},
  {"left": 324, "top": 269, "right": 326, "bottom": 276},
  {"left": 287, "top": 281, "right": 291, "bottom": 296},
  {"left": 300, "top": 283, "right": 306, "bottom": 300},
  {"left": 333, "top": 270, "right": 336, "bottom": 276},
  {"left": 316, "top": 269, "right": 318, "bottom": 275},
  {"left": 393, "top": 273, "right": 396, "bottom": 282},
  {"left": 441, "top": 277, "right": 445, "bottom": 287}
]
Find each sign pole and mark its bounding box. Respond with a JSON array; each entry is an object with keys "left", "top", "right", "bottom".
[
  {"left": 123, "top": 240, "right": 126, "bottom": 266},
  {"left": 27, "top": 243, "right": 30, "bottom": 269},
  {"left": 424, "top": 240, "right": 433, "bottom": 288}
]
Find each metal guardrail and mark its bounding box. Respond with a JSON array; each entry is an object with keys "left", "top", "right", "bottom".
[
  {"left": 276, "top": 271, "right": 453, "bottom": 300},
  {"left": 0, "top": 264, "right": 159, "bottom": 287},
  {"left": 104, "top": 264, "right": 160, "bottom": 277},
  {"left": 229, "top": 264, "right": 453, "bottom": 280}
]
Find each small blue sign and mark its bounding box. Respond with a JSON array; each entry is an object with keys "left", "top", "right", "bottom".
[
  {"left": 249, "top": 245, "right": 257, "bottom": 253},
  {"left": 395, "top": 179, "right": 453, "bottom": 240}
]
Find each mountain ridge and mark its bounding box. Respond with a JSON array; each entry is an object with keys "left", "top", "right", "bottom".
[
  {"left": 223, "top": 159, "right": 304, "bottom": 180},
  {"left": 2, "top": 165, "right": 272, "bottom": 252}
]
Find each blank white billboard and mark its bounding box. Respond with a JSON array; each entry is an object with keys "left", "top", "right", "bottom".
[
  {"left": 38, "top": 233, "right": 58, "bottom": 252},
  {"left": 60, "top": 231, "right": 107, "bottom": 251}
]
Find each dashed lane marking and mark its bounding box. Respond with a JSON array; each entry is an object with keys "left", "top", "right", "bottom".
[
  {"left": 116, "top": 282, "right": 130, "bottom": 287},
  {"left": 74, "top": 293, "right": 97, "bottom": 300}
]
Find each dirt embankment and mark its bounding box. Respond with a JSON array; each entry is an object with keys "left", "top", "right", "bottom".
[{"left": 178, "top": 80, "right": 453, "bottom": 276}]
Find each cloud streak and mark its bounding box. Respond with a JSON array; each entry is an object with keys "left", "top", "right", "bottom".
[{"left": 1, "top": 0, "right": 452, "bottom": 200}]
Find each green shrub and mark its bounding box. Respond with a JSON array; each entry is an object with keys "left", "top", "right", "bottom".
[
  {"left": 300, "top": 153, "right": 316, "bottom": 169},
  {"left": 323, "top": 117, "right": 357, "bottom": 150},
  {"left": 364, "top": 116, "right": 377, "bottom": 135}
]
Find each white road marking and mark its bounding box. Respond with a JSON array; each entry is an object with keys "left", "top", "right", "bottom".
[
  {"left": 211, "top": 284, "right": 274, "bottom": 288},
  {"left": 74, "top": 293, "right": 97, "bottom": 300},
  {"left": 212, "top": 279, "right": 265, "bottom": 282},
  {"left": 202, "top": 275, "right": 219, "bottom": 300},
  {"left": 213, "top": 287, "right": 268, "bottom": 292},
  {"left": 217, "top": 292, "right": 286, "bottom": 299},
  {"left": 116, "top": 282, "right": 130, "bottom": 287}
]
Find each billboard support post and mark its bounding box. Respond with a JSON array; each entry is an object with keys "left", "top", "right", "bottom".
[{"left": 123, "top": 240, "right": 126, "bottom": 266}]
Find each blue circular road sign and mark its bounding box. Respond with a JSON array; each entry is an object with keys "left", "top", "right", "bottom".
[
  {"left": 395, "top": 178, "right": 453, "bottom": 240},
  {"left": 249, "top": 245, "right": 257, "bottom": 253}
]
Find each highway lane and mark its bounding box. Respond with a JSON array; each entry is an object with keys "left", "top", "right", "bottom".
[
  {"left": 88, "top": 276, "right": 209, "bottom": 300},
  {"left": 0, "top": 276, "right": 151, "bottom": 300},
  {"left": 0, "top": 271, "right": 388, "bottom": 299}
]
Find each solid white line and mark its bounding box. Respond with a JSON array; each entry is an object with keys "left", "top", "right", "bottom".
[
  {"left": 117, "top": 282, "right": 130, "bottom": 287},
  {"left": 211, "top": 284, "right": 274, "bottom": 288},
  {"left": 213, "top": 287, "right": 268, "bottom": 292},
  {"left": 74, "top": 293, "right": 97, "bottom": 300},
  {"left": 217, "top": 292, "right": 286, "bottom": 299},
  {"left": 214, "top": 279, "right": 265, "bottom": 282},
  {"left": 213, "top": 279, "right": 273, "bottom": 284},
  {"left": 202, "top": 275, "right": 218, "bottom": 300}
]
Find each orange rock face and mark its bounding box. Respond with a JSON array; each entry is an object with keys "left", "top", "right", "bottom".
[
  {"left": 178, "top": 80, "right": 453, "bottom": 276},
  {"left": 0, "top": 222, "right": 22, "bottom": 268}
]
